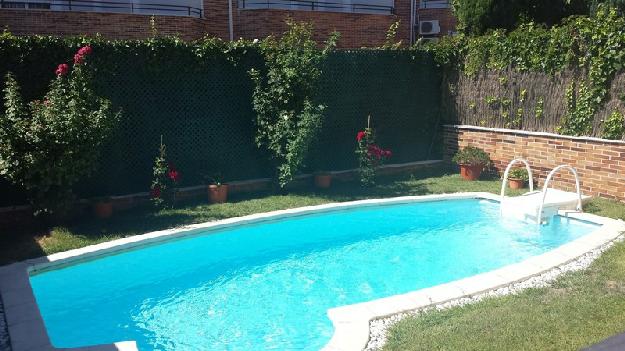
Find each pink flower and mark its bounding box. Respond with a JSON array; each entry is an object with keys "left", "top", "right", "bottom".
[
  {"left": 74, "top": 53, "right": 85, "bottom": 65},
  {"left": 55, "top": 63, "right": 69, "bottom": 76},
  {"left": 77, "top": 45, "right": 93, "bottom": 56},
  {"left": 356, "top": 131, "right": 366, "bottom": 142},
  {"left": 383, "top": 150, "right": 392, "bottom": 158}
]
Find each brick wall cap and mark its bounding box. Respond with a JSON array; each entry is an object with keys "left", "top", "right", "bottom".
[{"left": 444, "top": 125, "right": 625, "bottom": 146}]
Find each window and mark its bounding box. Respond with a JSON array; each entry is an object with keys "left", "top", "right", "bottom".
[
  {"left": 419, "top": 0, "right": 450, "bottom": 9},
  {"left": 1, "top": 0, "right": 203, "bottom": 17}
]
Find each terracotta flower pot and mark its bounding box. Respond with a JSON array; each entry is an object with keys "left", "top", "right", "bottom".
[
  {"left": 314, "top": 174, "right": 332, "bottom": 189},
  {"left": 508, "top": 178, "right": 526, "bottom": 190},
  {"left": 459, "top": 164, "right": 483, "bottom": 181},
  {"left": 93, "top": 201, "right": 113, "bottom": 219},
  {"left": 208, "top": 184, "right": 229, "bottom": 204}
]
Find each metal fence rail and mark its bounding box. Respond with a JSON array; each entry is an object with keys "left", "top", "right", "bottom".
[
  {"left": 0, "top": 0, "right": 203, "bottom": 18},
  {"left": 238, "top": 0, "right": 394, "bottom": 14},
  {"left": 419, "top": 0, "right": 450, "bottom": 9}
]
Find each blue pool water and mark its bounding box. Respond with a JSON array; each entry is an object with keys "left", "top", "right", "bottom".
[{"left": 30, "top": 199, "right": 598, "bottom": 350}]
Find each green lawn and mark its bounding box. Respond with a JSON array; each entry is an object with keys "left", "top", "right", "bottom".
[
  {"left": 2, "top": 166, "right": 521, "bottom": 265},
  {"left": 2, "top": 166, "right": 625, "bottom": 350},
  {"left": 384, "top": 241, "right": 625, "bottom": 351}
]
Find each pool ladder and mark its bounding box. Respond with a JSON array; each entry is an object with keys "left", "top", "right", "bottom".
[{"left": 500, "top": 158, "right": 583, "bottom": 224}]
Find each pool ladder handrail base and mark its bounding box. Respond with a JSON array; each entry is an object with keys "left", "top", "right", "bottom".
[{"left": 500, "top": 159, "right": 583, "bottom": 224}]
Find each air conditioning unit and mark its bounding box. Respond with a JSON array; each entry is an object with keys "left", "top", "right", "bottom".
[{"left": 419, "top": 20, "right": 441, "bottom": 35}]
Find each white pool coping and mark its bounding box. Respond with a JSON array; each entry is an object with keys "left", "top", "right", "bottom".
[{"left": 1, "top": 192, "right": 624, "bottom": 351}]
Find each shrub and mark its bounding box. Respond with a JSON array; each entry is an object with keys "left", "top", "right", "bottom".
[
  {"left": 250, "top": 21, "right": 339, "bottom": 188},
  {"left": 150, "top": 139, "right": 180, "bottom": 208},
  {"left": 355, "top": 118, "right": 392, "bottom": 187},
  {"left": 602, "top": 110, "right": 625, "bottom": 140},
  {"left": 0, "top": 46, "right": 119, "bottom": 214},
  {"left": 451, "top": 0, "right": 588, "bottom": 35},
  {"left": 452, "top": 146, "right": 491, "bottom": 166}
]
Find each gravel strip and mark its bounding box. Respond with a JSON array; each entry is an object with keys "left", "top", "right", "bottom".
[
  {"left": 0, "top": 293, "right": 10, "bottom": 351},
  {"left": 366, "top": 235, "right": 624, "bottom": 351}
]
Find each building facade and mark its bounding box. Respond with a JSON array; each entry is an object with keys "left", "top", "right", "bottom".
[{"left": 0, "top": 0, "right": 456, "bottom": 47}]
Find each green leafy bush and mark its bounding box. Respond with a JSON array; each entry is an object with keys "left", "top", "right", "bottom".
[
  {"left": 0, "top": 46, "right": 119, "bottom": 214},
  {"left": 508, "top": 167, "right": 529, "bottom": 181},
  {"left": 602, "top": 110, "right": 625, "bottom": 140},
  {"left": 250, "top": 21, "right": 339, "bottom": 188},
  {"left": 451, "top": 0, "right": 588, "bottom": 35},
  {"left": 452, "top": 146, "right": 491, "bottom": 166}
]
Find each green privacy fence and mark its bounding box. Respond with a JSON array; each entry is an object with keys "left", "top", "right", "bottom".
[{"left": 0, "top": 38, "right": 441, "bottom": 206}]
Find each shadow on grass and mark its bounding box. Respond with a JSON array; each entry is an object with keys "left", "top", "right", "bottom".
[{"left": 1, "top": 166, "right": 500, "bottom": 265}]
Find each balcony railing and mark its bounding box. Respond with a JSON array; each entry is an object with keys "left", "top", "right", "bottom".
[
  {"left": 419, "top": 0, "right": 450, "bottom": 9},
  {"left": 239, "top": 0, "right": 394, "bottom": 15},
  {"left": 0, "top": 0, "right": 203, "bottom": 18}
]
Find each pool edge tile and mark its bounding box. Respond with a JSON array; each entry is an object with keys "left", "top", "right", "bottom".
[{"left": 1, "top": 192, "right": 620, "bottom": 351}]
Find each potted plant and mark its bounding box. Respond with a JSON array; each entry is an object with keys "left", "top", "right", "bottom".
[
  {"left": 206, "top": 173, "right": 229, "bottom": 204},
  {"left": 314, "top": 171, "right": 332, "bottom": 189},
  {"left": 452, "top": 146, "right": 491, "bottom": 181},
  {"left": 92, "top": 196, "right": 113, "bottom": 219},
  {"left": 508, "top": 168, "right": 529, "bottom": 189}
]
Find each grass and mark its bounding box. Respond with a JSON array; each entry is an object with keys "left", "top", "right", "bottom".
[
  {"left": 2, "top": 166, "right": 522, "bottom": 265},
  {"left": 384, "top": 241, "right": 625, "bottom": 351},
  {"left": 2, "top": 166, "right": 625, "bottom": 350}
]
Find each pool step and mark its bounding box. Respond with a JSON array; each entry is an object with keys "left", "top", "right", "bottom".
[
  {"left": 500, "top": 159, "right": 588, "bottom": 223},
  {"left": 501, "top": 188, "right": 591, "bottom": 223}
]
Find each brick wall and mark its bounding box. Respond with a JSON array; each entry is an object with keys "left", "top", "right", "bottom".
[
  {"left": 415, "top": 0, "right": 457, "bottom": 37},
  {"left": 443, "top": 125, "right": 625, "bottom": 202},
  {"left": 234, "top": 8, "right": 400, "bottom": 48},
  {"left": 418, "top": 8, "right": 456, "bottom": 36},
  {"left": 0, "top": 9, "right": 208, "bottom": 40},
  {"left": 0, "top": 0, "right": 419, "bottom": 47}
]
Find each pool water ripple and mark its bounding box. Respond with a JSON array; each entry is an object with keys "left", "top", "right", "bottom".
[{"left": 30, "top": 199, "right": 597, "bottom": 350}]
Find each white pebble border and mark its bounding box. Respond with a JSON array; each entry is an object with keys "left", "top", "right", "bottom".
[{"left": 365, "top": 234, "right": 625, "bottom": 351}]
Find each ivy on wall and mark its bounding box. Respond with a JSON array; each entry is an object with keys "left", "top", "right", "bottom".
[{"left": 430, "top": 5, "right": 625, "bottom": 137}]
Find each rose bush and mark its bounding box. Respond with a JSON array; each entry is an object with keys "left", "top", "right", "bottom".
[
  {"left": 355, "top": 120, "right": 392, "bottom": 187},
  {"left": 0, "top": 45, "right": 119, "bottom": 215},
  {"left": 150, "top": 140, "right": 181, "bottom": 208}
]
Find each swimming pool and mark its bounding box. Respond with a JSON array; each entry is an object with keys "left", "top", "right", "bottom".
[{"left": 29, "top": 197, "right": 599, "bottom": 351}]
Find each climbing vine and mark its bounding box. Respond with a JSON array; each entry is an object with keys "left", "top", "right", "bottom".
[
  {"left": 250, "top": 21, "right": 339, "bottom": 188},
  {"left": 602, "top": 110, "right": 625, "bottom": 139},
  {"left": 432, "top": 5, "right": 625, "bottom": 137}
]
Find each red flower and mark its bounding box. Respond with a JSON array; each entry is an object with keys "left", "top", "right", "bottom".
[
  {"left": 383, "top": 149, "right": 393, "bottom": 158},
  {"left": 168, "top": 169, "right": 180, "bottom": 183},
  {"left": 74, "top": 53, "right": 85, "bottom": 65},
  {"left": 367, "top": 144, "right": 384, "bottom": 159},
  {"left": 356, "top": 131, "right": 366, "bottom": 142},
  {"left": 55, "top": 63, "right": 69, "bottom": 76},
  {"left": 150, "top": 186, "right": 161, "bottom": 199},
  {"left": 77, "top": 45, "right": 93, "bottom": 56}
]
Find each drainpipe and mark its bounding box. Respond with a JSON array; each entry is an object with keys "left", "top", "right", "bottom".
[
  {"left": 228, "top": 0, "right": 234, "bottom": 41},
  {"left": 410, "top": 0, "right": 415, "bottom": 44}
]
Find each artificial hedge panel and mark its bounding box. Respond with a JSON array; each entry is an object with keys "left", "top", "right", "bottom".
[{"left": 0, "top": 35, "right": 441, "bottom": 205}]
